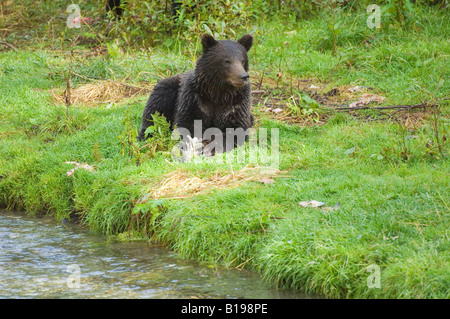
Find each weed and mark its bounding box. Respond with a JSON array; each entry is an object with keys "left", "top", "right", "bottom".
[
  {"left": 119, "top": 110, "right": 177, "bottom": 166},
  {"left": 285, "top": 92, "right": 322, "bottom": 123},
  {"left": 142, "top": 112, "right": 178, "bottom": 157},
  {"left": 119, "top": 108, "right": 144, "bottom": 166}
]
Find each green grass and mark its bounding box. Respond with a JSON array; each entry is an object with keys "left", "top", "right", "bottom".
[{"left": 0, "top": 3, "right": 449, "bottom": 298}]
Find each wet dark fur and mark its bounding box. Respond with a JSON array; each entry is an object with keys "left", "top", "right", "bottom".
[{"left": 138, "top": 34, "right": 254, "bottom": 153}]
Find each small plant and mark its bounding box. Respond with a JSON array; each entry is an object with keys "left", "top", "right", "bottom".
[
  {"left": 408, "top": 79, "right": 448, "bottom": 160},
  {"left": 429, "top": 79, "right": 447, "bottom": 159},
  {"left": 425, "top": 101, "right": 447, "bottom": 160},
  {"left": 92, "top": 142, "right": 103, "bottom": 162},
  {"left": 119, "top": 111, "right": 177, "bottom": 166},
  {"left": 130, "top": 199, "right": 167, "bottom": 238},
  {"left": 143, "top": 112, "right": 179, "bottom": 156},
  {"left": 119, "top": 108, "right": 144, "bottom": 166},
  {"left": 63, "top": 37, "right": 79, "bottom": 117},
  {"left": 392, "top": 117, "right": 412, "bottom": 161},
  {"left": 381, "top": 0, "right": 422, "bottom": 27},
  {"left": 325, "top": 0, "right": 345, "bottom": 55},
  {"left": 285, "top": 93, "right": 322, "bottom": 123},
  {"left": 175, "top": 0, "right": 254, "bottom": 43}
]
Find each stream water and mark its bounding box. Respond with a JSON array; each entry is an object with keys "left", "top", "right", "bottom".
[{"left": 0, "top": 210, "right": 308, "bottom": 299}]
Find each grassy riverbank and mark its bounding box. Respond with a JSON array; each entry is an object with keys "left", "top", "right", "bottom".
[{"left": 1, "top": 2, "right": 449, "bottom": 298}]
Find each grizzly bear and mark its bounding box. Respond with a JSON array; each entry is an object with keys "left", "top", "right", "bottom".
[{"left": 137, "top": 34, "right": 254, "bottom": 155}]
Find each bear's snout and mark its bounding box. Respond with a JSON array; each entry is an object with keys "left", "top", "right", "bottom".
[
  {"left": 235, "top": 72, "right": 250, "bottom": 87},
  {"left": 240, "top": 72, "right": 250, "bottom": 81},
  {"left": 228, "top": 67, "right": 250, "bottom": 88},
  {"left": 229, "top": 74, "right": 249, "bottom": 88},
  {"left": 225, "top": 59, "right": 250, "bottom": 88}
]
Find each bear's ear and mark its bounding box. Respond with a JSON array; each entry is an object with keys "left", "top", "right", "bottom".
[
  {"left": 202, "top": 34, "right": 218, "bottom": 52},
  {"left": 238, "top": 34, "right": 253, "bottom": 52}
]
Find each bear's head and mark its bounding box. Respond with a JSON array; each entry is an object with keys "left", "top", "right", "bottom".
[{"left": 196, "top": 34, "right": 253, "bottom": 89}]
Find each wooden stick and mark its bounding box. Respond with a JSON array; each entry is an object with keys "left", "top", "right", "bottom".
[
  {"left": 251, "top": 90, "right": 266, "bottom": 94},
  {"left": 0, "top": 41, "right": 18, "bottom": 53},
  {"left": 334, "top": 103, "right": 437, "bottom": 111}
]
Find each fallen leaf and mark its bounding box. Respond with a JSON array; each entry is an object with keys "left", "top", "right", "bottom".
[
  {"left": 349, "top": 93, "right": 385, "bottom": 108},
  {"left": 65, "top": 161, "right": 95, "bottom": 177},
  {"left": 348, "top": 86, "right": 364, "bottom": 93},
  {"left": 344, "top": 147, "right": 356, "bottom": 156},
  {"left": 383, "top": 234, "right": 399, "bottom": 241},
  {"left": 370, "top": 153, "right": 384, "bottom": 160},
  {"left": 349, "top": 100, "right": 364, "bottom": 108},
  {"left": 72, "top": 16, "right": 93, "bottom": 25},
  {"left": 322, "top": 202, "right": 341, "bottom": 212},
  {"left": 284, "top": 30, "right": 297, "bottom": 35},
  {"left": 361, "top": 93, "right": 385, "bottom": 104},
  {"left": 259, "top": 178, "right": 276, "bottom": 184},
  {"left": 299, "top": 200, "right": 325, "bottom": 208},
  {"left": 272, "top": 108, "right": 283, "bottom": 114}
]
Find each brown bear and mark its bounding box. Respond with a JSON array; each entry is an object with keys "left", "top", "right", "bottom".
[{"left": 138, "top": 34, "right": 254, "bottom": 156}]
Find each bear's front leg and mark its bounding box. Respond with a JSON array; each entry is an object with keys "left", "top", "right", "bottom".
[{"left": 202, "top": 127, "right": 251, "bottom": 157}]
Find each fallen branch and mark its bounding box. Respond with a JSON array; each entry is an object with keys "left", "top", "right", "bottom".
[
  {"left": 0, "top": 41, "right": 18, "bottom": 53},
  {"left": 251, "top": 90, "right": 266, "bottom": 95},
  {"left": 334, "top": 103, "right": 437, "bottom": 111}
]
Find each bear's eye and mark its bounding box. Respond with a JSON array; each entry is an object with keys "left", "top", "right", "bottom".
[{"left": 225, "top": 60, "right": 231, "bottom": 64}]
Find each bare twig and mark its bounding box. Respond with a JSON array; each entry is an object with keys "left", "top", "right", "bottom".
[
  {"left": 318, "top": 55, "right": 342, "bottom": 96},
  {"left": 0, "top": 41, "right": 18, "bottom": 53},
  {"left": 334, "top": 103, "right": 437, "bottom": 111},
  {"left": 258, "top": 70, "right": 265, "bottom": 90},
  {"left": 251, "top": 90, "right": 266, "bottom": 95}
]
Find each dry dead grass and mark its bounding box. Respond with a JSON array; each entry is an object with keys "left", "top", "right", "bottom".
[
  {"left": 137, "top": 165, "right": 288, "bottom": 202},
  {"left": 50, "top": 80, "right": 152, "bottom": 106},
  {"left": 251, "top": 80, "right": 434, "bottom": 128}
]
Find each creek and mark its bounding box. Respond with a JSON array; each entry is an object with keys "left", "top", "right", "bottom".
[{"left": 0, "top": 210, "right": 308, "bottom": 299}]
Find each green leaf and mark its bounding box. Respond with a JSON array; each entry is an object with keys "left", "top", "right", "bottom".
[
  {"left": 344, "top": 147, "right": 356, "bottom": 156},
  {"left": 132, "top": 203, "right": 150, "bottom": 215},
  {"left": 333, "top": 20, "right": 343, "bottom": 32},
  {"left": 436, "top": 79, "right": 444, "bottom": 91},
  {"left": 300, "top": 94, "right": 320, "bottom": 108},
  {"left": 203, "top": 24, "right": 213, "bottom": 35}
]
